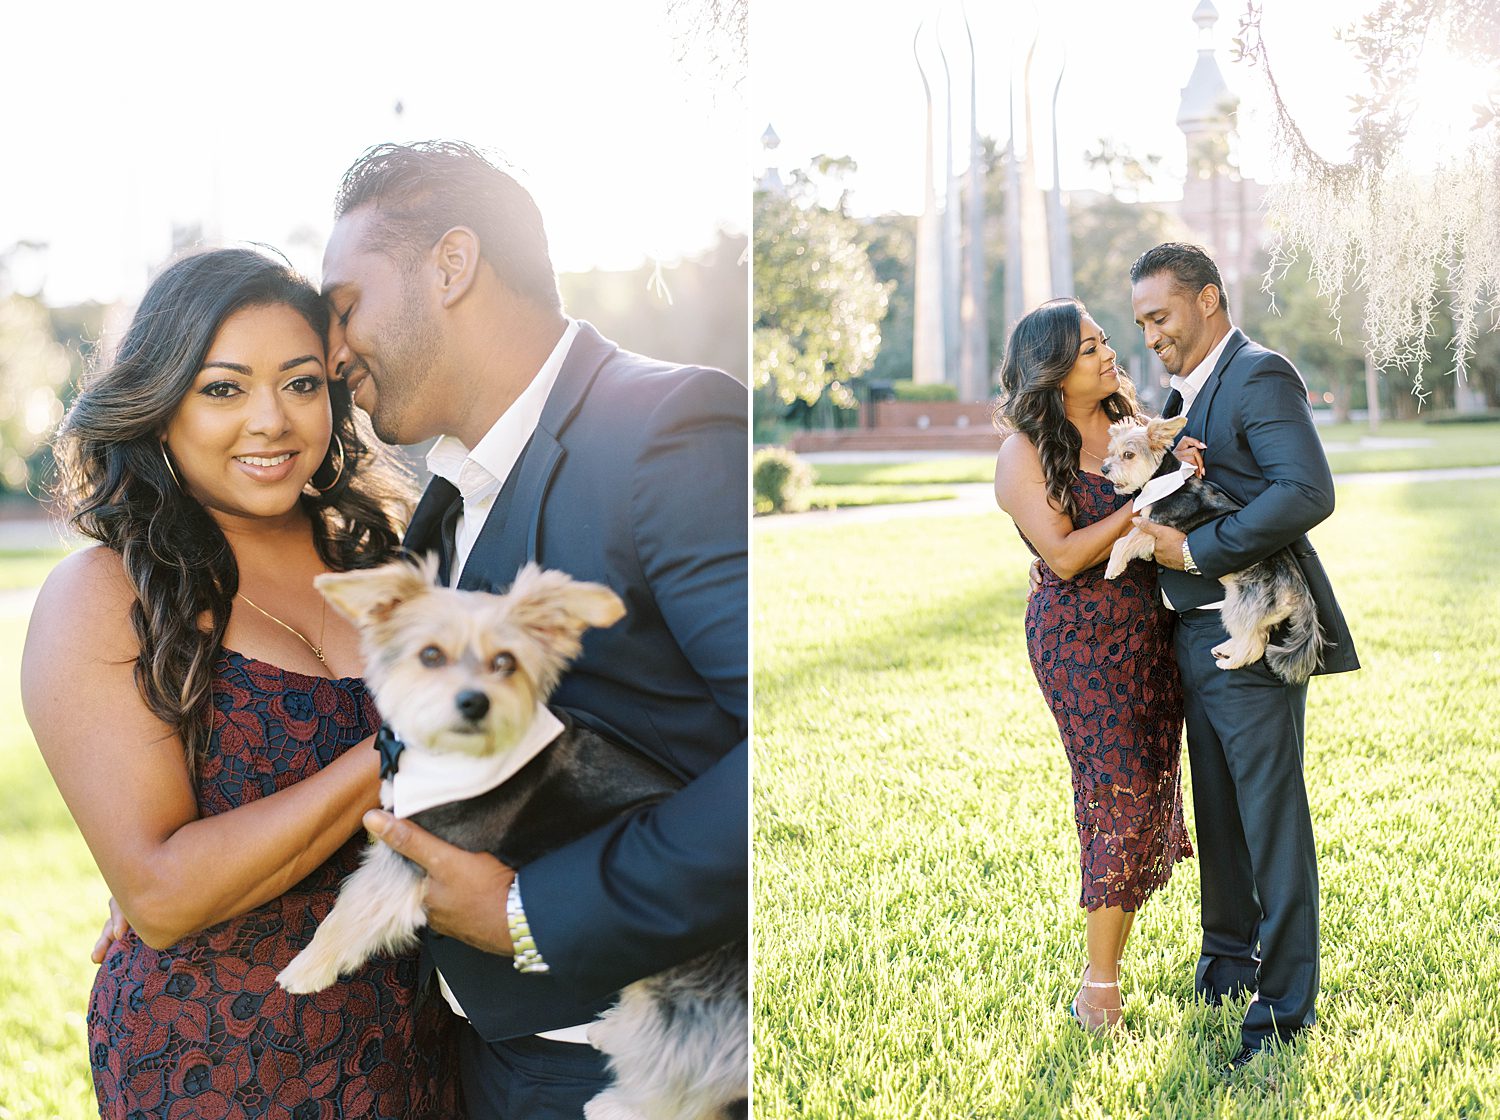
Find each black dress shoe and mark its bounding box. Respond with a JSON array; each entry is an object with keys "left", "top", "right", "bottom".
[{"left": 1219, "top": 1044, "right": 1264, "bottom": 1080}]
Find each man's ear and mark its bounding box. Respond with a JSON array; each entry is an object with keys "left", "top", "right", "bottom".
[
  {"left": 432, "top": 226, "right": 482, "bottom": 309},
  {"left": 1198, "top": 282, "right": 1222, "bottom": 319}
]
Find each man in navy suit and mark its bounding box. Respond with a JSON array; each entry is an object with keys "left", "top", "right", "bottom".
[
  {"left": 1128, "top": 243, "right": 1358, "bottom": 1076},
  {"left": 320, "top": 141, "right": 746, "bottom": 1117}
]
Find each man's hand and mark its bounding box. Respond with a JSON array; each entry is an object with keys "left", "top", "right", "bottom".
[
  {"left": 1134, "top": 517, "right": 1188, "bottom": 570},
  {"left": 364, "top": 810, "right": 516, "bottom": 955},
  {"left": 91, "top": 897, "right": 130, "bottom": 964}
]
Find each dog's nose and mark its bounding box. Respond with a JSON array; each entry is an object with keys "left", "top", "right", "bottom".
[{"left": 455, "top": 690, "right": 490, "bottom": 722}]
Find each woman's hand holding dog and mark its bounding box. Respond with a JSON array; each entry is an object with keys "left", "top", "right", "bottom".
[
  {"left": 1173, "top": 436, "right": 1208, "bottom": 478},
  {"left": 363, "top": 810, "right": 517, "bottom": 956}
]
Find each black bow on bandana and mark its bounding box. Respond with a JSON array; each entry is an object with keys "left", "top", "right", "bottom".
[{"left": 375, "top": 724, "right": 406, "bottom": 779}]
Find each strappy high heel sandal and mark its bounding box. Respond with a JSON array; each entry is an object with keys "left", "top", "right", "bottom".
[{"left": 1068, "top": 961, "right": 1124, "bottom": 1034}]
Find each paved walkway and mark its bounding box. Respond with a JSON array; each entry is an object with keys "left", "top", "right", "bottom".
[{"left": 757, "top": 464, "right": 1500, "bottom": 530}]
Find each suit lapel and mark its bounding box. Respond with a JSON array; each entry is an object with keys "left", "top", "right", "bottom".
[
  {"left": 457, "top": 431, "right": 562, "bottom": 589},
  {"left": 1186, "top": 328, "right": 1248, "bottom": 437},
  {"left": 455, "top": 321, "right": 617, "bottom": 590}
]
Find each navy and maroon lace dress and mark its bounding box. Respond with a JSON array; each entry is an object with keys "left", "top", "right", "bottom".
[
  {"left": 87, "top": 651, "right": 462, "bottom": 1119},
  {"left": 1020, "top": 471, "right": 1192, "bottom": 912}
]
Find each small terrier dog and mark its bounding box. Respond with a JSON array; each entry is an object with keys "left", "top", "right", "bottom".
[
  {"left": 1101, "top": 415, "right": 1325, "bottom": 684},
  {"left": 276, "top": 556, "right": 747, "bottom": 1120}
]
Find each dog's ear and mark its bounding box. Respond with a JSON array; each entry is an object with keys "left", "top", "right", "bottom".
[
  {"left": 315, "top": 556, "right": 435, "bottom": 626},
  {"left": 1146, "top": 415, "right": 1189, "bottom": 453},
  {"left": 504, "top": 563, "right": 625, "bottom": 655}
]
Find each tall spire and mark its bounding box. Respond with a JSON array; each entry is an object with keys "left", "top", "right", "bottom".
[
  {"left": 757, "top": 124, "right": 784, "bottom": 195},
  {"left": 1018, "top": 34, "right": 1052, "bottom": 310},
  {"left": 1003, "top": 71, "right": 1024, "bottom": 338},
  {"left": 1047, "top": 54, "right": 1074, "bottom": 298},
  {"left": 939, "top": 30, "right": 962, "bottom": 387},
  {"left": 912, "top": 25, "right": 946, "bottom": 385},
  {"left": 959, "top": 9, "right": 990, "bottom": 403},
  {"left": 1177, "top": 0, "right": 1241, "bottom": 306},
  {"left": 1177, "top": 0, "right": 1237, "bottom": 136}
]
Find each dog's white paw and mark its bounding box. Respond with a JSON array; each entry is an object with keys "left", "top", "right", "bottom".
[
  {"left": 1211, "top": 637, "right": 1263, "bottom": 670},
  {"left": 277, "top": 951, "right": 340, "bottom": 994},
  {"left": 582, "top": 1092, "right": 647, "bottom": 1120},
  {"left": 1104, "top": 556, "right": 1127, "bottom": 580}
]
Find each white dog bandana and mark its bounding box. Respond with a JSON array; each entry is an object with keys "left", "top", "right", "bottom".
[
  {"left": 380, "top": 702, "right": 566, "bottom": 818},
  {"left": 1132, "top": 461, "right": 1198, "bottom": 512}
]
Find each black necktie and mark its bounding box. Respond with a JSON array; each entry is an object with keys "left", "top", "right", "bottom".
[{"left": 436, "top": 493, "right": 463, "bottom": 587}]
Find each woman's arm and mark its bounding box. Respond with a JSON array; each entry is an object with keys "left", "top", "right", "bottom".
[
  {"left": 993, "top": 433, "right": 1134, "bottom": 580},
  {"left": 21, "top": 547, "right": 380, "bottom": 950}
]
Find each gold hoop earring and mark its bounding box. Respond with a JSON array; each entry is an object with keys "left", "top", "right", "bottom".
[
  {"left": 161, "top": 443, "right": 182, "bottom": 490},
  {"left": 305, "top": 433, "right": 347, "bottom": 497}
]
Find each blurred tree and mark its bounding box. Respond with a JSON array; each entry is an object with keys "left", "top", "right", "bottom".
[
  {"left": 1068, "top": 194, "right": 1188, "bottom": 413},
  {"left": 863, "top": 214, "right": 915, "bottom": 383},
  {"left": 1083, "top": 139, "right": 1164, "bottom": 203},
  {"left": 0, "top": 294, "right": 73, "bottom": 492},
  {"left": 1468, "top": 328, "right": 1500, "bottom": 409},
  {"left": 560, "top": 230, "right": 747, "bottom": 383},
  {"left": 753, "top": 162, "right": 889, "bottom": 407},
  {"left": 1243, "top": 255, "right": 1369, "bottom": 421}
]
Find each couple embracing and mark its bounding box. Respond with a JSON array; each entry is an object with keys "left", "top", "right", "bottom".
[
  {"left": 23, "top": 141, "right": 747, "bottom": 1118},
  {"left": 993, "top": 242, "right": 1359, "bottom": 1075}
]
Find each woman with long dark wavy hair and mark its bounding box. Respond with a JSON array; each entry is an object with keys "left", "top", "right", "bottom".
[
  {"left": 992, "top": 297, "right": 1192, "bottom": 1034},
  {"left": 21, "top": 248, "right": 462, "bottom": 1116}
]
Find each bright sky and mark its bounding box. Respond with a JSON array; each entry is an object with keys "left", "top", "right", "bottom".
[
  {"left": 1, "top": 0, "right": 747, "bottom": 306},
  {"left": 752, "top": 0, "right": 1485, "bottom": 216}
]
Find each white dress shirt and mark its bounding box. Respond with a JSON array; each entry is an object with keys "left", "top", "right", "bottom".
[
  {"left": 1169, "top": 329, "right": 1232, "bottom": 419},
  {"left": 425, "top": 318, "right": 581, "bottom": 586},
  {"left": 1161, "top": 329, "right": 1233, "bottom": 611},
  {"left": 422, "top": 318, "right": 595, "bottom": 1045}
]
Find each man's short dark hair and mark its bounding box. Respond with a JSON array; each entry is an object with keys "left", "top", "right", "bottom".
[
  {"left": 335, "top": 140, "right": 562, "bottom": 313},
  {"left": 1130, "top": 242, "right": 1229, "bottom": 316}
]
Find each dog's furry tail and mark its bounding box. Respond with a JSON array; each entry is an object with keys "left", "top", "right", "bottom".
[{"left": 1265, "top": 591, "right": 1325, "bottom": 685}]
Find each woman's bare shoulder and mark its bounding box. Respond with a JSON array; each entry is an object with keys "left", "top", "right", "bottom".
[
  {"left": 40, "top": 544, "right": 133, "bottom": 601},
  {"left": 29, "top": 546, "right": 138, "bottom": 658},
  {"left": 994, "top": 430, "right": 1042, "bottom": 479}
]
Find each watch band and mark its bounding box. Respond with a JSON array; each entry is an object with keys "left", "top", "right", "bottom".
[
  {"left": 507, "top": 876, "right": 549, "bottom": 974},
  {"left": 1181, "top": 538, "right": 1201, "bottom": 576}
]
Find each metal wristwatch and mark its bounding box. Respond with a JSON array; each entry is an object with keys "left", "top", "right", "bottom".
[
  {"left": 507, "top": 876, "right": 549, "bottom": 974},
  {"left": 1181, "top": 538, "right": 1202, "bottom": 576}
]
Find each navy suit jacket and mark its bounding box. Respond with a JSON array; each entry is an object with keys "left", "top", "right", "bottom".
[
  {"left": 1159, "top": 328, "right": 1359, "bottom": 675},
  {"left": 403, "top": 321, "right": 748, "bottom": 1040}
]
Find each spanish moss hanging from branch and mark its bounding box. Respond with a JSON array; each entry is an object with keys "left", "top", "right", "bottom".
[{"left": 1235, "top": 0, "right": 1500, "bottom": 400}]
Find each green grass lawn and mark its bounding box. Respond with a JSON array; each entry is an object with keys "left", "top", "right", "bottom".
[
  {"left": 807, "top": 420, "right": 1500, "bottom": 490},
  {"left": 805, "top": 484, "right": 957, "bottom": 510},
  {"left": 0, "top": 593, "right": 107, "bottom": 1118},
  {"left": 753, "top": 477, "right": 1500, "bottom": 1118}
]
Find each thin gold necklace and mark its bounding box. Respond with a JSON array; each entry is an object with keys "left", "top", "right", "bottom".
[{"left": 236, "top": 590, "right": 327, "bottom": 664}]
